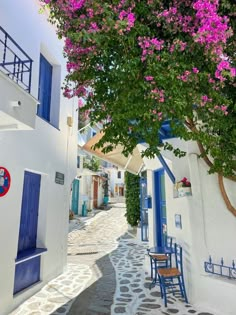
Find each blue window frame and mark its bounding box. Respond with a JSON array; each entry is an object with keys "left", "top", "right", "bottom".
[{"left": 38, "top": 54, "right": 52, "bottom": 122}]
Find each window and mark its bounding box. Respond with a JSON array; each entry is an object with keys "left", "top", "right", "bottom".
[
  {"left": 77, "top": 156, "right": 80, "bottom": 168},
  {"left": 38, "top": 54, "right": 52, "bottom": 122},
  {"left": 117, "top": 171, "right": 121, "bottom": 179}
]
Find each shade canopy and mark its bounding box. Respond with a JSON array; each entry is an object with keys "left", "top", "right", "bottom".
[{"left": 82, "top": 131, "right": 144, "bottom": 174}]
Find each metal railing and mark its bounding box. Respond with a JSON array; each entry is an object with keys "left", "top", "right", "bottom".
[
  {"left": 204, "top": 256, "right": 236, "bottom": 280},
  {"left": 0, "top": 26, "right": 33, "bottom": 92}
]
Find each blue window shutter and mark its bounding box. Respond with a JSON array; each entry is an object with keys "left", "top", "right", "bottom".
[
  {"left": 38, "top": 54, "right": 52, "bottom": 122},
  {"left": 17, "top": 171, "right": 41, "bottom": 253}
]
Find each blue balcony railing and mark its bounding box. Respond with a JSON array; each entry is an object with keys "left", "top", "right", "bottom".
[
  {"left": 0, "top": 26, "right": 33, "bottom": 93},
  {"left": 204, "top": 256, "right": 236, "bottom": 280}
]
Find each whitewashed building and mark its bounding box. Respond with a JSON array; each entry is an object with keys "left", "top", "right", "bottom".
[
  {"left": 106, "top": 167, "right": 125, "bottom": 198},
  {"left": 0, "top": 1, "right": 77, "bottom": 314},
  {"left": 143, "top": 138, "right": 236, "bottom": 315}
]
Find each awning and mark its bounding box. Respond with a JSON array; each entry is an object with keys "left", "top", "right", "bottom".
[{"left": 82, "top": 131, "right": 144, "bottom": 174}]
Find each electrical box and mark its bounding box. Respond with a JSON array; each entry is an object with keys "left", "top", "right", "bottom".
[{"left": 144, "top": 195, "right": 152, "bottom": 209}]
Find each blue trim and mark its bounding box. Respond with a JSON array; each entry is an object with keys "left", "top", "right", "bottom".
[
  {"left": 18, "top": 172, "right": 41, "bottom": 252},
  {"left": 154, "top": 169, "right": 165, "bottom": 247},
  {"left": 0, "top": 26, "right": 33, "bottom": 92},
  {"left": 140, "top": 177, "right": 148, "bottom": 242},
  {"left": 15, "top": 248, "right": 47, "bottom": 264},
  {"left": 157, "top": 154, "right": 175, "bottom": 184},
  {"left": 38, "top": 54, "right": 52, "bottom": 122}
]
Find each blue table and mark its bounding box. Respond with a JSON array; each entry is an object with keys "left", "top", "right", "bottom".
[{"left": 149, "top": 246, "right": 174, "bottom": 255}]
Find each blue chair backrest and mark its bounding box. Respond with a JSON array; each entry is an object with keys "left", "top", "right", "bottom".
[
  {"left": 174, "top": 243, "right": 183, "bottom": 273},
  {"left": 166, "top": 236, "right": 174, "bottom": 249}
]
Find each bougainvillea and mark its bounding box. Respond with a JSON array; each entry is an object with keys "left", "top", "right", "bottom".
[{"left": 41, "top": 0, "right": 236, "bottom": 178}]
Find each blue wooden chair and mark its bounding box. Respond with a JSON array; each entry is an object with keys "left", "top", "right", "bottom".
[
  {"left": 165, "top": 236, "right": 174, "bottom": 267},
  {"left": 157, "top": 243, "right": 188, "bottom": 307},
  {"left": 147, "top": 236, "right": 174, "bottom": 288},
  {"left": 147, "top": 250, "right": 169, "bottom": 288}
]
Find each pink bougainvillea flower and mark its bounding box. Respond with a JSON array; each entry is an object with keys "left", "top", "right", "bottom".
[{"left": 145, "top": 76, "right": 154, "bottom": 81}]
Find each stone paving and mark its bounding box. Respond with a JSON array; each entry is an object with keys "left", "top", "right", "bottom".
[
  {"left": 10, "top": 264, "right": 92, "bottom": 315},
  {"left": 110, "top": 234, "right": 216, "bottom": 315},
  {"left": 11, "top": 202, "right": 217, "bottom": 315}
]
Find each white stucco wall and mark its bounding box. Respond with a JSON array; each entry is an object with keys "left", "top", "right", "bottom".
[
  {"left": 0, "top": 1, "right": 77, "bottom": 314},
  {"left": 107, "top": 167, "right": 125, "bottom": 196},
  {"left": 163, "top": 141, "right": 236, "bottom": 315},
  {"left": 79, "top": 174, "right": 104, "bottom": 213}
]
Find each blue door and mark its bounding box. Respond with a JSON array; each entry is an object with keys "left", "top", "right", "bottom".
[
  {"left": 71, "top": 179, "right": 80, "bottom": 215},
  {"left": 140, "top": 177, "right": 148, "bottom": 241},
  {"left": 17, "top": 172, "right": 41, "bottom": 252},
  {"left": 38, "top": 54, "right": 52, "bottom": 122},
  {"left": 14, "top": 171, "right": 41, "bottom": 294},
  {"left": 154, "top": 168, "right": 167, "bottom": 247}
]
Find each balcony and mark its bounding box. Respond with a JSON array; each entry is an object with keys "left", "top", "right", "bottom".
[{"left": 0, "top": 26, "right": 38, "bottom": 131}]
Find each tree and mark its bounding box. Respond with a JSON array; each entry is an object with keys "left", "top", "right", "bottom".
[
  {"left": 41, "top": 0, "right": 236, "bottom": 211},
  {"left": 83, "top": 156, "right": 100, "bottom": 172}
]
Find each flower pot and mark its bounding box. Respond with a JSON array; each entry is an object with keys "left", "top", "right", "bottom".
[{"left": 178, "top": 187, "right": 192, "bottom": 197}]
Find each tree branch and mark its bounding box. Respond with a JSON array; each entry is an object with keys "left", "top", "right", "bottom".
[
  {"left": 185, "top": 117, "right": 236, "bottom": 182},
  {"left": 218, "top": 174, "right": 236, "bottom": 217}
]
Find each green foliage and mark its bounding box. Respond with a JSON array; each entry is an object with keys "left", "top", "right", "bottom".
[
  {"left": 125, "top": 172, "right": 140, "bottom": 227},
  {"left": 83, "top": 156, "right": 100, "bottom": 172},
  {"left": 43, "top": 0, "right": 236, "bottom": 178}
]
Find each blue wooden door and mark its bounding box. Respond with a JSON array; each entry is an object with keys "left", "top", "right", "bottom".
[
  {"left": 71, "top": 179, "right": 79, "bottom": 215},
  {"left": 18, "top": 171, "right": 41, "bottom": 252},
  {"left": 140, "top": 177, "right": 148, "bottom": 241},
  {"left": 154, "top": 168, "right": 167, "bottom": 247},
  {"left": 38, "top": 54, "right": 52, "bottom": 122},
  {"left": 14, "top": 171, "right": 41, "bottom": 294}
]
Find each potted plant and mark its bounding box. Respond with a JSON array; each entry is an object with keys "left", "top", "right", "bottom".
[{"left": 176, "top": 177, "right": 192, "bottom": 197}]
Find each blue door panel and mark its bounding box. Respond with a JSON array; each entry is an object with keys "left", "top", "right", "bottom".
[
  {"left": 154, "top": 168, "right": 166, "bottom": 247},
  {"left": 72, "top": 179, "right": 79, "bottom": 215},
  {"left": 38, "top": 54, "right": 52, "bottom": 121},
  {"left": 14, "top": 257, "right": 41, "bottom": 295},
  {"left": 18, "top": 171, "right": 41, "bottom": 252},
  {"left": 140, "top": 177, "right": 148, "bottom": 241},
  {"left": 14, "top": 171, "right": 41, "bottom": 294}
]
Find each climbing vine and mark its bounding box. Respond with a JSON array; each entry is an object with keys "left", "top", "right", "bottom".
[{"left": 124, "top": 172, "right": 140, "bottom": 227}]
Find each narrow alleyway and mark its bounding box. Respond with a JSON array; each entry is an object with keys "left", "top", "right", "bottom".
[{"left": 11, "top": 202, "right": 216, "bottom": 315}]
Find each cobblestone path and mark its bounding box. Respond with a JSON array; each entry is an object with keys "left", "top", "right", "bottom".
[{"left": 11, "top": 202, "right": 217, "bottom": 315}]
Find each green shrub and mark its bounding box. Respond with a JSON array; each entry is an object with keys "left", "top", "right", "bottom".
[{"left": 125, "top": 172, "right": 140, "bottom": 227}]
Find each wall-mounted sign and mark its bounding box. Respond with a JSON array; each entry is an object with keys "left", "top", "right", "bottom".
[
  {"left": 55, "top": 172, "right": 64, "bottom": 185},
  {"left": 175, "top": 214, "right": 182, "bottom": 229},
  {"left": 0, "top": 167, "right": 11, "bottom": 197}
]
